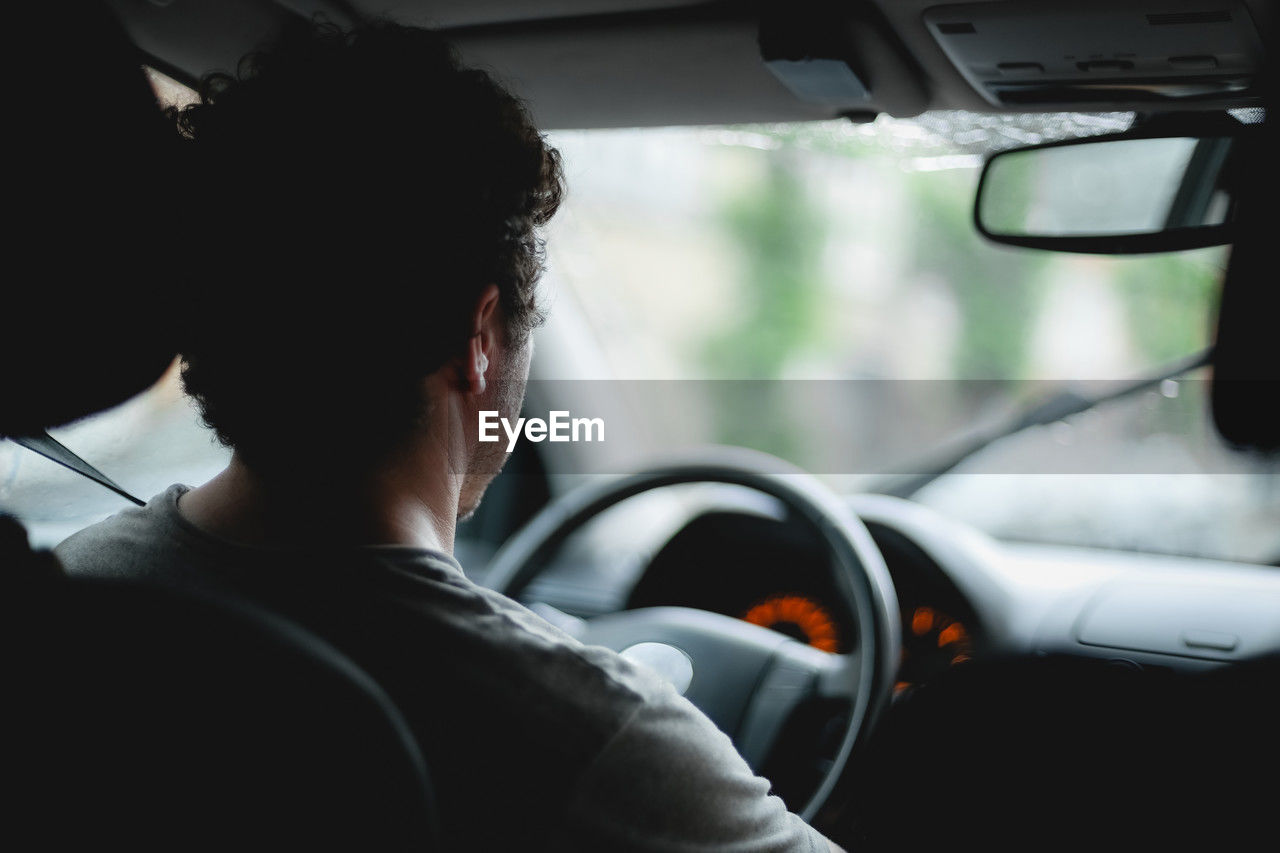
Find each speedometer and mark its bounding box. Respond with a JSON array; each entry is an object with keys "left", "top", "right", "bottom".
[{"left": 741, "top": 594, "right": 841, "bottom": 653}]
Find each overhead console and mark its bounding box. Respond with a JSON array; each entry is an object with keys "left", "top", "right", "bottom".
[{"left": 923, "top": 0, "right": 1266, "bottom": 109}]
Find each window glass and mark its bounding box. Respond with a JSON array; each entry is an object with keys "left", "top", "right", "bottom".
[{"left": 540, "top": 114, "right": 1277, "bottom": 563}]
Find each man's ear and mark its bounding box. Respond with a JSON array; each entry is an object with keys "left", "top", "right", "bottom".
[{"left": 461, "top": 285, "right": 501, "bottom": 396}]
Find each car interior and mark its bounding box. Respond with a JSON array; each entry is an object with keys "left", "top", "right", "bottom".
[{"left": 3, "top": 0, "right": 1277, "bottom": 849}]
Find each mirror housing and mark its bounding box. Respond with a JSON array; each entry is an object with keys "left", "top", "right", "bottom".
[{"left": 974, "top": 113, "right": 1256, "bottom": 254}]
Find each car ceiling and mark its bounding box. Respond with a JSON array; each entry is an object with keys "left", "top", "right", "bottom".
[{"left": 109, "top": 0, "right": 1272, "bottom": 128}]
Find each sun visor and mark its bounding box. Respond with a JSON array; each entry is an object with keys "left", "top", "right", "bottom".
[
  {"left": 759, "top": 2, "right": 926, "bottom": 120},
  {"left": 448, "top": 3, "right": 927, "bottom": 128}
]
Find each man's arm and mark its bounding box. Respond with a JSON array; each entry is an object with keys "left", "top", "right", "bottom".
[{"left": 564, "top": 685, "right": 838, "bottom": 852}]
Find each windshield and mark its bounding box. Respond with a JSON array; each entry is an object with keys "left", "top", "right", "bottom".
[
  {"left": 3, "top": 106, "right": 1276, "bottom": 565},
  {"left": 539, "top": 113, "right": 1280, "bottom": 563}
]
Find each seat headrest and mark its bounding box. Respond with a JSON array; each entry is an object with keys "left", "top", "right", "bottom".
[{"left": 2, "top": 2, "right": 180, "bottom": 436}]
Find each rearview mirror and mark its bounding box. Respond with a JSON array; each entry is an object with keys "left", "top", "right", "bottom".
[{"left": 975, "top": 122, "right": 1250, "bottom": 254}]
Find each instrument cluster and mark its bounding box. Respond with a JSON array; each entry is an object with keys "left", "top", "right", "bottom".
[{"left": 625, "top": 510, "right": 982, "bottom": 689}]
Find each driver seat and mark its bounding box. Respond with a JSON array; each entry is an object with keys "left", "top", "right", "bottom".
[
  {"left": 2, "top": 522, "right": 438, "bottom": 851},
  {"left": 1, "top": 3, "right": 438, "bottom": 848}
]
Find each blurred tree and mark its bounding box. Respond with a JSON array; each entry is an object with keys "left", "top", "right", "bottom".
[
  {"left": 904, "top": 168, "right": 1048, "bottom": 378},
  {"left": 698, "top": 152, "right": 826, "bottom": 461},
  {"left": 1112, "top": 249, "right": 1224, "bottom": 364},
  {"left": 1111, "top": 248, "right": 1225, "bottom": 442},
  {"left": 703, "top": 154, "right": 825, "bottom": 378}
]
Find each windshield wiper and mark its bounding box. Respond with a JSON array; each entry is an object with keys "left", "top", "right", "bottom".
[{"left": 875, "top": 346, "right": 1214, "bottom": 499}]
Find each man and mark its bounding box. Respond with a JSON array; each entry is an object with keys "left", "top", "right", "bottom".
[{"left": 57, "top": 20, "right": 842, "bottom": 853}]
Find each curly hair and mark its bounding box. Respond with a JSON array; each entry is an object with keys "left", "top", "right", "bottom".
[{"left": 175, "top": 20, "right": 563, "bottom": 476}]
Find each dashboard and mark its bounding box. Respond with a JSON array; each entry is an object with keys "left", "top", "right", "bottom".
[
  {"left": 496, "top": 481, "right": 1280, "bottom": 832},
  {"left": 509, "top": 483, "right": 1280, "bottom": 688}
]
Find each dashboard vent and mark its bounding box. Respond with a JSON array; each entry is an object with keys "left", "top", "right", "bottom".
[{"left": 1147, "top": 10, "right": 1232, "bottom": 25}]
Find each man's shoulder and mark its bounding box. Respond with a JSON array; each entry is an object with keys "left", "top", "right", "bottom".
[
  {"left": 55, "top": 484, "right": 192, "bottom": 582},
  {"left": 373, "top": 552, "right": 668, "bottom": 725}
]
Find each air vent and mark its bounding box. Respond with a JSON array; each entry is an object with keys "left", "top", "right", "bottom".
[
  {"left": 937, "top": 22, "right": 976, "bottom": 35},
  {"left": 1147, "top": 10, "right": 1231, "bottom": 25}
]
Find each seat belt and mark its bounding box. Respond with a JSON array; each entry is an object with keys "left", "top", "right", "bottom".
[{"left": 8, "top": 431, "right": 145, "bottom": 507}]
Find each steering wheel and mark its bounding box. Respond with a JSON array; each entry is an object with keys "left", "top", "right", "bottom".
[{"left": 486, "top": 448, "right": 900, "bottom": 820}]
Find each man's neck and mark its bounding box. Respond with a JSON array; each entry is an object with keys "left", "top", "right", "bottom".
[{"left": 178, "top": 452, "right": 458, "bottom": 553}]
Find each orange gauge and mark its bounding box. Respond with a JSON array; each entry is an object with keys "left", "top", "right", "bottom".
[
  {"left": 742, "top": 594, "right": 841, "bottom": 653},
  {"left": 896, "top": 604, "right": 974, "bottom": 693}
]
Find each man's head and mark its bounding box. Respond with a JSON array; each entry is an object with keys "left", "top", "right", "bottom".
[{"left": 176, "top": 20, "right": 563, "bottom": 512}]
